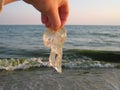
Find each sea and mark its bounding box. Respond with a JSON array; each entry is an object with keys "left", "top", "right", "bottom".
[
  {"left": 0, "top": 25, "right": 120, "bottom": 69},
  {"left": 0, "top": 25, "right": 120, "bottom": 90}
]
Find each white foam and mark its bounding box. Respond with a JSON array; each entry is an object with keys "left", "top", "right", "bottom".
[
  {"left": 0, "top": 58, "right": 116, "bottom": 71},
  {"left": 0, "top": 58, "right": 48, "bottom": 71}
]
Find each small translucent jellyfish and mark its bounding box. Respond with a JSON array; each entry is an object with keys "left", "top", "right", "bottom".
[{"left": 43, "top": 27, "right": 67, "bottom": 73}]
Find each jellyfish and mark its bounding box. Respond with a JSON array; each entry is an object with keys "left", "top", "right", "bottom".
[{"left": 43, "top": 27, "right": 67, "bottom": 73}]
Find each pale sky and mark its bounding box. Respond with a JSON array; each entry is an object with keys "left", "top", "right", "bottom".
[{"left": 0, "top": 0, "right": 120, "bottom": 25}]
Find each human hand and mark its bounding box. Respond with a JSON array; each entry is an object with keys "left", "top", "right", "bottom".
[
  {"left": 23, "top": 0, "right": 69, "bottom": 31},
  {"left": 0, "top": 0, "right": 18, "bottom": 12}
]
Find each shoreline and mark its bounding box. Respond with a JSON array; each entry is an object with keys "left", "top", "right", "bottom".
[{"left": 0, "top": 68, "right": 120, "bottom": 90}]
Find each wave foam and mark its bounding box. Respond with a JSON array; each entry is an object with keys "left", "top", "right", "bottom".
[{"left": 0, "top": 58, "right": 115, "bottom": 71}]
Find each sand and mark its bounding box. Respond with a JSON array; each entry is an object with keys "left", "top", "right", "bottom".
[{"left": 0, "top": 68, "right": 120, "bottom": 90}]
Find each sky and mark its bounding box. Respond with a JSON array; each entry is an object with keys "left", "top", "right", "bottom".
[{"left": 0, "top": 0, "right": 120, "bottom": 25}]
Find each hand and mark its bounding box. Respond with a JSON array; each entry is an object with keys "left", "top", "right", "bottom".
[
  {"left": 0, "top": 0, "right": 17, "bottom": 12},
  {"left": 23, "top": 0, "right": 69, "bottom": 31}
]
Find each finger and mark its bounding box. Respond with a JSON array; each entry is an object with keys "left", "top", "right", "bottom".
[
  {"left": 0, "top": 0, "right": 4, "bottom": 12},
  {"left": 23, "top": 0, "right": 32, "bottom": 4},
  {"left": 45, "top": 20, "right": 51, "bottom": 28},
  {"left": 41, "top": 14, "right": 51, "bottom": 28},
  {"left": 41, "top": 14, "right": 48, "bottom": 24},
  {"left": 59, "top": 1, "right": 69, "bottom": 27},
  {"left": 4, "top": 0, "right": 18, "bottom": 5},
  {"left": 47, "top": 7, "right": 61, "bottom": 31}
]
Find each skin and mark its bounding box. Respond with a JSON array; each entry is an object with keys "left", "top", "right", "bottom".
[
  {"left": 23, "top": 0, "right": 69, "bottom": 31},
  {"left": 0, "top": 0, "right": 17, "bottom": 12},
  {"left": 1, "top": 0, "right": 69, "bottom": 31},
  {"left": 3, "top": 0, "right": 17, "bottom": 5}
]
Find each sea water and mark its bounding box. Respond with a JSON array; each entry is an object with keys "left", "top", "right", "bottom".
[
  {"left": 0, "top": 25, "right": 120, "bottom": 57},
  {"left": 0, "top": 25, "right": 120, "bottom": 90},
  {"left": 0, "top": 25, "right": 120, "bottom": 70}
]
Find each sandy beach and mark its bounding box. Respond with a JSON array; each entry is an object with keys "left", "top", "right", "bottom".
[{"left": 0, "top": 68, "right": 120, "bottom": 90}]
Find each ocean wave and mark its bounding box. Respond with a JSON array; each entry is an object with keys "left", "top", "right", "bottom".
[{"left": 0, "top": 58, "right": 116, "bottom": 71}]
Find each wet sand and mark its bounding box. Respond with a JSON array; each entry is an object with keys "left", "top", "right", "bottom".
[{"left": 0, "top": 68, "right": 120, "bottom": 90}]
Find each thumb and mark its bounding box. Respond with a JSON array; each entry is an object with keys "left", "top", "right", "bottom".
[
  {"left": 47, "top": 7, "right": 61, "bottom": 31},
  {"left": 4, "top": 0, "right": 18, "bottom": 5},
  {"left": 0, "top": 0, "right": 4, "bottom": 12},
  {"left": 0, "top": 0, "right": 18, "bottom": 13}
]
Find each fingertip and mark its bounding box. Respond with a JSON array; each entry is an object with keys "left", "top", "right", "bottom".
[
  {"left": 41, "top": 14, "right": 48, "bottom": 24},
  {"left": 47, "top": 7, "right": 61, "bottom": 31},
  {"left": 46, "top": 22, "right": 51, "bottom": 28},
  {"left": 59, "top": 1, "right": 69, "bottom": 27},
  {"left": 52, "top": 23, "right": 61, "bottom": 31},
  {"left": 61, "top": 20, "right": 66, "bottom": 27}
]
